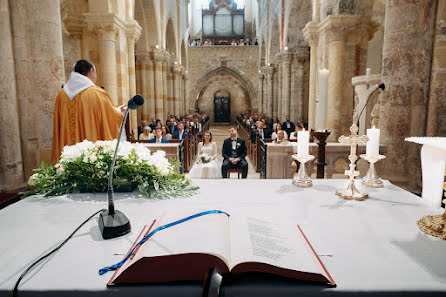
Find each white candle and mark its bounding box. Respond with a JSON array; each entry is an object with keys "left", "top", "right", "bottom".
[
  {"left": 366, "top": 68, "right": 371, "bottom": 84},
  {"left": 298, "top": 129, "right": 310, "bottom": 157},
  {"left": 316, "top": 68, "right": 329, "bottom": 130},
  {"left": 366, "top": 127, "right": 380, "bottom": 157}
]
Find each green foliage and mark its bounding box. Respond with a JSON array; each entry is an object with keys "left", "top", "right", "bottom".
[{"left": 27, "top": 141, "right": 198, "bottom": 199}]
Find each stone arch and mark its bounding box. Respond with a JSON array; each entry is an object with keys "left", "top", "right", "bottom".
[
  {"left": 165, "top": 18, "right": 176, "bottom": 57},
  {"left": 141, "top": 0, "right": 159, "bottom": 47},
  {"left": 192, "top": 66, "right": 255, "bottom": 123},
  {"left": 284, "top": 0, "right": 312, "bottom": 51},
  {"left": 134, "top": 0, "right": 149, "bottom": 51},
  {"left": 191, "top": 66, "right": 256, "bottom": 107}
]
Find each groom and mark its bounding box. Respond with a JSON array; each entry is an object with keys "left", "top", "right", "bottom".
[{"left": 222, "top": 127, "right": 248, "bottom": 178}]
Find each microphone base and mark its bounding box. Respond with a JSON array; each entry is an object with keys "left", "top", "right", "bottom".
[{"left": 99, "top": 209, "right": 131, "bottom": 240}]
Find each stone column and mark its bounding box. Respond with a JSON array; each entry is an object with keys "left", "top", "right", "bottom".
[
  {"left": 426, "top": 0, "right": 446, "bottom": 136},
  {"left": 97, "top": 25, "right": 118, "bottom": 104},
  {"left": 277, "top": 61, "right": 283, "bottom": 120},
  {"left": 127, "top": 34, "right": 138, "bottom": 138},
  {"left": 326, "top": 26, "right": 347, "bottom": 140},
  {"left": 139, "top": 55, "right": 149, "bottom": 120},
  {"left": 281, "top": 53, "right": 292, "bottom": 120},
  {"left": 168, "top": 64, "right": 175, "bottom": 115},
  {"left": 146, "top": 56, "right": 155, "bottom": 119},
  {"left": 258, "top": 73, "right": 264, "bottom": 114},
  {"left": 162, "top": 59, "right": 169, "bottom": 120},
  {"left": 0, "top": 0, "right": 24, "bottom": 191},
  {"left": 263, "top": 66, "right": 274, "bottom": 118},
  {"left": 273, "top": 66, "right": 279, "bottom": 118},
  {"left": 262, "top": 76, "right": 267, "bottom": 114},
  {"left": 379, "top": 0, "right": 437, "bottom": 191},
  {"left": 153, "top": 52, "right": 164, "bottom": 121},
  {"left": 174, "top": 67, "right": 182, "bottom": 115},
  {"left": 293, "top": 52, "right": 308, "bottom": 121},
  {"left": 10, "top": 0, "right": 65, "bottom": 174},
  {"left": 183, "top": 72, "right": 190, "bottom": 113},
  {"left": 303, "top": 25, "right": 319, "bottom": 129}
]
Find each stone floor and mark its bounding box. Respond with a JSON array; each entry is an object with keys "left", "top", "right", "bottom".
[{"left": 206, "top": 124, "right": 260, "bottom": 179}]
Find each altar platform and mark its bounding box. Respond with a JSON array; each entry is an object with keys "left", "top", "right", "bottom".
[{"left": 1, "top": 179, "right": 445, "bottom": 296}]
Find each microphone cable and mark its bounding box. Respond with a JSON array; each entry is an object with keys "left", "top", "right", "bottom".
[{"left": 12, "top": 208, "right": 105, "bottom": 297}]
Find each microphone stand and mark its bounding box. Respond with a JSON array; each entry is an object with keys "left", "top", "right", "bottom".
[{"left": 99, "top": 107, "right": 132, "bottom": 239}]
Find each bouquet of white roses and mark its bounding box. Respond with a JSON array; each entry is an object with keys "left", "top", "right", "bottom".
[
  {"left": 200, "top": 153, "right": 211, "bottom": 164},
  {"left": 28, "top": 140, "right": 198, "bottom": 198}
]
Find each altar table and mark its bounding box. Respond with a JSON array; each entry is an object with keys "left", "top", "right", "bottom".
[{"left": 1, "top": 179, "right": 445, "bottom": 297}]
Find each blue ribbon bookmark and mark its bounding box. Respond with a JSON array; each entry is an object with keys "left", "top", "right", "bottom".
[{"left": 99, "top": 210, "right": 230, "bottom": 275}]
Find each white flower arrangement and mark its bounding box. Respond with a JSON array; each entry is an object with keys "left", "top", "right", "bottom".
[{"left": 28, "top": 140, "right": 198, "bottom": 198}]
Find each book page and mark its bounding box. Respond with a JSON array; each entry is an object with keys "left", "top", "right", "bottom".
[
  {"left": 137, "top": 209, "right": 231, "bottom": 269},
  {"left": 229, "top": 215, "right": 325, "bottom": 276}
]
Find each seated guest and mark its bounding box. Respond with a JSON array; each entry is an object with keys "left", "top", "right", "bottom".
[
  {"left": 221, "top": 127, "right": 248, "bottom": 178},
  {"left": 274, "top": 130, "right": 289, "bottom": 144},
  {"left": 289, "top": 124, "right": 305, "bottom": 140},
  {"left": 271, "top": 124, "right": 288, "bottom": 140},
  {"left": 161, "top": 125, "right": 173, "bottom": 140},
  {"left": 138, "top": 119, "right": 148, "bottom": 136},
  {"left": 297, "top": 116, "right": 308, "bottom": 130},
  {"left": 149, "top": 127, "right": 169, "bottom": 143},
  {"left": 139, "top": 126, "right": 154, "bottom": 140},
  {"left": 282, "top": 115, "right": 295, "bottom": 131},
  {"left": 173, "top": 123, "right": 187, "bottom": 140},
  {"left": 265, "top": 116, "right": 273, "bottom": 129},
  {"left": 250, "top": 121, "right": 271, "bottom": 143},
  {"left": 149, "top": 119, "right": 156, "bottom": 131},
  {"left": 168, "top": 118, "right": 178, "bottom": 134}
]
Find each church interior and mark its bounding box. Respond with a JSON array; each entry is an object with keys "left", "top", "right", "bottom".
[
  {"left": 1, "top": 1, "right": 446, "bottom": 295},
  {"left": 2, "top": 0, "right": 445, "bottom": 196}
]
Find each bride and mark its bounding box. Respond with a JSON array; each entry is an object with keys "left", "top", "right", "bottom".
[{"left": 188, "top": 131, "right": 221, "bottom": 179}]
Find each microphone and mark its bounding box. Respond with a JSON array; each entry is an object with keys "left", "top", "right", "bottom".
[
  {"left": 98, "top": 94, "right": 145, "bottom": 239},
  {"left": 356, "top": 83, "right": 385, "bottom": 128},
  {"left": 127, "top": 94, "right": 144, "bottom": 110}
]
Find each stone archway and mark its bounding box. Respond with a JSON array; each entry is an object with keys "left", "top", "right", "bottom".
[
  {"left": 194, "top": 69, "right": 252, "bottom": 123},
  {"left": 191, "top": 66, "right": 256, "bottom": 110}
]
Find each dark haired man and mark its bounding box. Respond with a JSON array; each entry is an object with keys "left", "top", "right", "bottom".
[
  {"left": 221, "top": 127, "right": 248, "bottom": 178},
  {"left": 149, "top": 127, "right": 169, "bottom": 143},
  {"left": 52, "top": 59, "right": 126, "bottom": 163}
]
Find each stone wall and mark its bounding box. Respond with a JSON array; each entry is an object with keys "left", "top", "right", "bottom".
[{"left": 187, "top": 45, "right": 259, "bottom": 122}]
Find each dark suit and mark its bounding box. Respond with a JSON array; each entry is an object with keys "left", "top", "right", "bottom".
[
  {"left": 282, "top": 121, "right": 295, "bottom": 136},
  {"left": 168, "top": 124, "right": 178, "bottom": 134},
  {"left": 250, "top": 128, "right": 272, "bottom": 143},
  {"left": 149, "top": 137, "right": 169, "bottom": 143},
  {"left": 282, "top": 121, "right": 295, "bottom": 131},
  {"left": 221, "top": 137, "right": 248, "bottom": 178}
]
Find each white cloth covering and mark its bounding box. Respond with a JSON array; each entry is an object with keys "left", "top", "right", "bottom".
[
  {"left": 63, "top": 72, "right": 95, "bottom": 100},
  {"left": 0, "top": 180, "right": 445, "bottom": 296},
  {"left": 188, "top": 142, "right": 221, "bottom": 179}
]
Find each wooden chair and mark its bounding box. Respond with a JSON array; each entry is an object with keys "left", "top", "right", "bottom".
[{"left": 227, "top": 168, "right": 241, "bottom": 179}]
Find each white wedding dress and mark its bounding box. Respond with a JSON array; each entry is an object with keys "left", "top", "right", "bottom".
[{"left": 188, "top": 142, "right": 222, "bottom": 179}]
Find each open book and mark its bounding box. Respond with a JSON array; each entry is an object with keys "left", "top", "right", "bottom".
[{"left": 107, "top": 210, "right": 335, "bottom": 286}]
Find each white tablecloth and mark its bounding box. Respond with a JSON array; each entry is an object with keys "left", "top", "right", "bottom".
[{"left": 1, "top": 179, "right": 445, "bottom": 296}]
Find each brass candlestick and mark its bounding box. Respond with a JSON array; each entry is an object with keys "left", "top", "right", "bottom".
[{"left": 335, "top": 124, "right": 369, "bottom": 201}]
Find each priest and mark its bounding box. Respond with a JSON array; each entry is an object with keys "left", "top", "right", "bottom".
[{"left": 51, "top": 60, "right": 126, "bottom": 163}]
